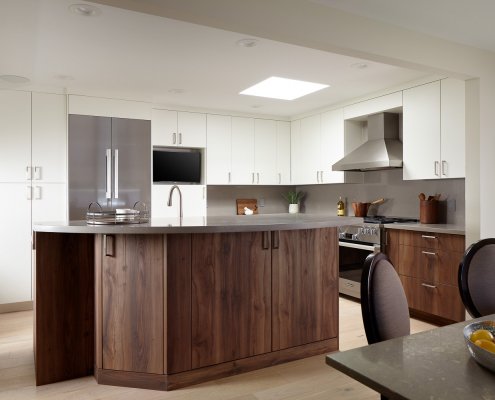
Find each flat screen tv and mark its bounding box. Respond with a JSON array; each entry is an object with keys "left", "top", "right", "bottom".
[{"left": 153, "top": 148, "right": 201, "bottom": 184}]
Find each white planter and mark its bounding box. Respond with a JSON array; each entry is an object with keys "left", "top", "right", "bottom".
[{"left": 288, "top": 204, "right": 299, "bottom": 214}]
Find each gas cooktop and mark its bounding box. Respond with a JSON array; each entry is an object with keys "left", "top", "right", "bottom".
[{"left": 363, "top": 216, "right": 419, "bottom": 224}]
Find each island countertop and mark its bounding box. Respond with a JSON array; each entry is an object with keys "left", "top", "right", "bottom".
[{"left": 33, "top": 214, "right": 363, "bottom": 234}]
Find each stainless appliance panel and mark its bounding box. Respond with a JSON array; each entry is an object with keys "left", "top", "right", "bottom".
[
  {"left": 111, "top": 118, "right": 151, "bottom": 210},
  {"left": 69, "top": 115, "right": 111, "bottom": 220}
]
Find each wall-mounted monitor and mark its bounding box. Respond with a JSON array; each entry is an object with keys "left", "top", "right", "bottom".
[{"left": 153, "top": 147, "right": 201, "bottom": 184}]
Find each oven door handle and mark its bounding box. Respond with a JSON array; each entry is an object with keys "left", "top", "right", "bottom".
[{"left": 339, "top": 241, "right": 380, "bottom": 253}]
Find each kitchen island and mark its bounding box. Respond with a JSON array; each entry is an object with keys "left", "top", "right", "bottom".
[{"left": 33, "top": 215, "right": 359, "bottom": 391}]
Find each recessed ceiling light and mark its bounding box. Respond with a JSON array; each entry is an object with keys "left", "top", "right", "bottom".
[
  {"left": 240, "top": 76, "right": 329, "bottom": 101},
  {"left": 168, "top": 88, "right": 185, "bottom": 94},
  {"left": 0, "top": 75, "right": 30, "bottom": 84},
  {"left": 236, "top": 38, "right": 259, "bottom": 48},
  {"left": 53, "top": 74, "right": 75, "bottom": 81},
  {"left": 251, "top": 105, "right": 262, "bottom": 109},
  {"left": 69, "top": 4, "right": 101, "bottom": 17},
  {"left": 350, "top": 62, "right": 369, "bottom": 70}
]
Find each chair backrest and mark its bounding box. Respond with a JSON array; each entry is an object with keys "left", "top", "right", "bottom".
[
  {"left": 458, "top": 238, "right": 495, "bottom": 318},
  {"left": 361, "top": 252, "right": 410, "bottom": 345}
]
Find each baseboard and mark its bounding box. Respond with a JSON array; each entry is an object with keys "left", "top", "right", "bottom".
[{"left": 0, "top": 300, "right": 33, "bottom": 314}]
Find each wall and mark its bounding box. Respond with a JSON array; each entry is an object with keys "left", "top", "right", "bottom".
[
  {"left": 299, "top": 169, "right": 465, "bottom": 225},
  {"left": 207, "top": 185, "right": 290, "bottom": 216}
]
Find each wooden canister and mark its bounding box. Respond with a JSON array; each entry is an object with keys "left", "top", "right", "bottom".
[{"left": 420, "top": 200, "right": 439, "bottom": 224}]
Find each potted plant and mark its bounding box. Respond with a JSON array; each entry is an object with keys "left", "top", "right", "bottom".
[{"left": 282, "top": 190, "right": 305, "bottom": 214}]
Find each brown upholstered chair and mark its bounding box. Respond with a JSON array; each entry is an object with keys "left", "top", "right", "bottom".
[
  {"left": 361, "top": 252, "right": 410, "bottom": 345},
  {"left": 458, "top": 238, "right": 495, "bottom": 318}
]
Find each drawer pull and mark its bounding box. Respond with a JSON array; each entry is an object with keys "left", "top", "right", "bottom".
[
  {"left": 421, "top": 235, "right": 437, "bottom": 239},
  {"left": 345, "top": 282, "right": 354, "bottom": 287},
  {"left": 422, "top": 251, "right": 437, "bottom": 256},
  {"left": 421, "top": 283, "right": 437, "bottom": 289}
]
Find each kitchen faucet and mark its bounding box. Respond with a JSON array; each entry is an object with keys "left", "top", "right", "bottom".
[{"left": 167, "top": 185, "right": 183, "bottom": 219}]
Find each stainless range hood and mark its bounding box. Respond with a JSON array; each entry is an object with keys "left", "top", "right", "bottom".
[{"left": 332, "top": 112, "right": 402, "bottom": 171}]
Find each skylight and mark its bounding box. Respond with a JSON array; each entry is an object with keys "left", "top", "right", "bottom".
[{"left": 240, "top": 76, "right": 329, "bottom": 100}]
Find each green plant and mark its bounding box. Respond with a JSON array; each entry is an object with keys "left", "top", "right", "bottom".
[{"left": 282, "top": 190, "right": 305, "bottom": 204}]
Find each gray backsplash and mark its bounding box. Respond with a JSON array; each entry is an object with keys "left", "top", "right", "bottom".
[{"left": 207, "top": 169, "right": 465, "bottom": 225}]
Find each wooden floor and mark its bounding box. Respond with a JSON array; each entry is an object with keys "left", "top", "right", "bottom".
[{"left": 0, "top": 297, "right": 434, "bottom": 400}]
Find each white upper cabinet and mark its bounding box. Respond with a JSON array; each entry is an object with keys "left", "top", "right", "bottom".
[
  {"left": 254, "top": 119, "right": 277, "bottom": 185},
  {"left": 231, "top": 117, "right": 254, "bottom": 184},
  {"left": 299, "top": 114, "right": 322, "bottom": 184},
  {"left": 151, "top": 184, "right": 206, "bottom": 218},
  {"left": 152, "top": 109, "right": 206, "bottom": 148},
  {"left": 440, "top": 78, "right": 465, "bottom": 178},
  {"left": 276, "top": 121, "right": 291, "bottom": 185},
  {"left": 206, "top": 114, "right": 231, "bottom": 184},
  {"left": 68, "top": 95, "right": 151, "bottom": 119},
  {"left": 343, "top": 92, "right": 403, "bottom": 120},
  {"left": 320, "top": 109, "right": 345, "bottom": 184},
  {"left": 290, "top": 119, "right": 302, "bottom": 185},
  {"left": 0, "top": 90, "right": 31, "bottom": 182},
  {"left": 32, "top": 93, "right": 67, "bottom": 183},
  {"left": 403, "top": 79, "right": 465, "bottom": 180}
]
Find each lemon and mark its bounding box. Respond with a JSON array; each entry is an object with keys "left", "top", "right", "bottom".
[
  {"left": 470, "top": 329, "right": 494, "bottom": 343},
  {"left": 474, "top": 339, "right": 495, "bottom": 353}
]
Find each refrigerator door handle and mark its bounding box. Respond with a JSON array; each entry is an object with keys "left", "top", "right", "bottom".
[
  {"left": 114, "top": 149, "right": 119, "bottom": 199},
  {"left": 105, "top": 148, "right": 112, "bottom": 199}
]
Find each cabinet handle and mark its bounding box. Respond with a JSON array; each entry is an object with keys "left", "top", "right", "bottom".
[
  {"left": 320, "top": 171, "right": 324, "bottom": 183},
  {"left": 252, "top": 172, "right": 255, "bottom": 184},
  {"left": 421, "top": 283, "right": 437, "bottom": 289},
  {"left": 278, "top": 173, "right": 281, "bottom": 184},
  {"left": 105, "top": 148, "right": 112, "bottom": 199},
  {"left": 173, "top": 132, "right": 177, "bottom": 144},
  {"left": 104, "top": 235, "right": 115, "bottom": 257},
  {"left": 114, "top": 149, "right": 119, "bottom": 199},
  {"left": 26, "top": 166, "right": 32, "bottom": 180},
  {"left": 262, "top": 231, "right": 269, "bottom": 250},
  {"left": 434, "top": 161, "right": 440, "bottom": 176},
  {"left": 345, "top": 282, "right": 354, "bottom": 287},
  {"left": 316, "top": 171, "right": 320, "bottom": 183},
  {"left": 179, "top": 132, "right": 182, "bottom": 145},
  {"left": 257, "top": 172, "right": 260, "bottom": 184},
  {"left": 26, "top": 186, "right": 32, "bottom": 200},
  {"left": 441, "top": 160, "right": 447, "bottom": 176},
  {"left": 271, "top": 231, "right": 279, "bottom": 249},
  {"left": 228, "top": 172, "right": 231, "bottom": 183},
  {"left": 421, "top": 235, "right": 437, "bottom": 239},
  {"left": 34, "top": 186, "right": 42, "bottom": 200},
  {"left": 34, "top": 166, "right": 41, "bottom": 180},
  {"left": 422, "top": 251, "right": 436, "bottom": 256},
  {"left": 203, "top": 186, "right": 206, "bottom": 199}
]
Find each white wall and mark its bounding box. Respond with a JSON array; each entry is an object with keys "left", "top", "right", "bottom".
[{"left": 103, "top": 0, "right": 495, "bottom": 243}]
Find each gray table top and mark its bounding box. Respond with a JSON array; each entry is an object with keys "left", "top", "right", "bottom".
[{"left": 326, "top": 316, "right": 495, "bottom": 400}]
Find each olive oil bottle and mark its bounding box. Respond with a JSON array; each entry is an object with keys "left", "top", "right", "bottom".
[{"left": 337, "top": 196, "right": 345, "bottom": 216}]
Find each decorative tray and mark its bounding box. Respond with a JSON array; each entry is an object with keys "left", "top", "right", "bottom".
[{"left": 86, "top": 202, "right": 149, "bottom": 225}]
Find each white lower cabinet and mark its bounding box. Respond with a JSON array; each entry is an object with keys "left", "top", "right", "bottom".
[
  {"left": 0, "top": 184, "right": 32, "bottom": 304},
  {"left": 152, "top": 184, "right": 206, "bottom": 218}
]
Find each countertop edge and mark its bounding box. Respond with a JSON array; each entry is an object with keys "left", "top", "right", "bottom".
[{"left": 384, "top": 223, "right": 465, "bottom": 235}]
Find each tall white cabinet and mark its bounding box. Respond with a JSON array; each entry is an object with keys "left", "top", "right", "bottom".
[
  {"left": 0, "top": 90, "right": 67, "bottom": 305},
  {"left": 403, "top": 79, "right": 465, "bottom": 180}
]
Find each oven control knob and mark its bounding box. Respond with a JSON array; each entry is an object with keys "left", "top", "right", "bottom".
[
  {"left": 339, "top": 232, "right": 345, "bottom": 239},
  {"left": 352, "top": 234, "right": 358, "bottom": 240}
]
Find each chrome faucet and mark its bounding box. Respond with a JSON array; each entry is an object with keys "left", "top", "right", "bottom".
[{"left": 167, "top": 185, "right": 183, "bottom": 219}]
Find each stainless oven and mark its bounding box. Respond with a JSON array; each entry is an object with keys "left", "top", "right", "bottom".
[
  {"left": 338, "top": 216, "right": 419, "bottom": 299},
  {"left": 338, "top": 224, "right": 381, "bottom": 299}
]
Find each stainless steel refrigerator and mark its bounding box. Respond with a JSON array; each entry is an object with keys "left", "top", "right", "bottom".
[{"left": 68, "top": 115, "right": 151, "bottom": 220}]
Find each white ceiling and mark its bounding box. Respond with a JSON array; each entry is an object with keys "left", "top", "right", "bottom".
[
  {"left": 0, "top": 0, "right": 438, "bottom": 117},
  {"left": 312, "top": 0, "right": 495, "bottom": 53}
]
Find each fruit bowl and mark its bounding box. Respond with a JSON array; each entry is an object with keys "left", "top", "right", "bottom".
[{"left": 463, "top": 320, "right": 495, "bottom": 373}]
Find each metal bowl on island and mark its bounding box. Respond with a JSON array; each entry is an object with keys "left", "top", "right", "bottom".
[{"left": 463, "top": 320, "right": 495, "bottom": 373}]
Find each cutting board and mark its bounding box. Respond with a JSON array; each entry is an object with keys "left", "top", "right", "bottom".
[{"left": 236, "top": 199, "right": 258, "bottom": 215}]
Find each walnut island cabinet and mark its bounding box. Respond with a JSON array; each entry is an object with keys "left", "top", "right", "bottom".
[{"left": 34, "top": 215, "right": 349, "bottom": 391}]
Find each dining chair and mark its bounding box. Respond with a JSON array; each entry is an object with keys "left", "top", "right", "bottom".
[
  {"left": 361, "top": 252, "right": 410, "bottom": 345},
  {"left": 458, "top": 238, "right": 495, "bottom": 318}
]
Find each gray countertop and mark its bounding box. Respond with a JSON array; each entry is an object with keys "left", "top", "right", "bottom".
[
  {"left": 326, "top": 316, "right": 495, "bottom": 400},
  {"left": 33, "top": 214, "right": 363, "bottom": 234},
  {"left": 385, "top": 222, "right": 465, "bottom": 235}
]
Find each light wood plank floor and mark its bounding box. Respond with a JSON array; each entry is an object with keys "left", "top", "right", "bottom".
[{"left": 0, "top": 297, "right": 434, "bottom": 400}]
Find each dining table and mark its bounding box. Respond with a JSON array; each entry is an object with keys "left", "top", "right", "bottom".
[{"left": 326, "top": 315, "right": 495, "bottom": 400}]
